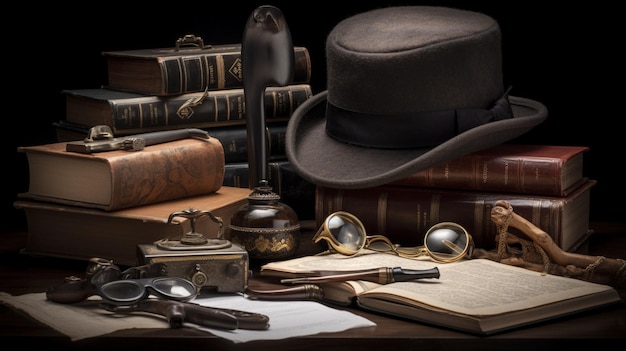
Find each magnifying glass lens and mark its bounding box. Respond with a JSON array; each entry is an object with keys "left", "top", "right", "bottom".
[
  {"left": 425, "top": 223, "right": 469, "bottom": 262},
  {"left": 327, "top": 215, "right": 364, "bottom": 251}
]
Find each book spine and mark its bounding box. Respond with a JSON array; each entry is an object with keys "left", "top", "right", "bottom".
[
  {"left": 315, "top": 183, "right": 593, "bottom": 252},
  {"left": 54, "top": 121, "right": 88, "bottom": 142},
  {"left": 53, "top": 121, "right": 288, "bottom": 164},
  {"left": 107, "top": 138, "right": 225, "bottom": 210},
  {"left": 14, "top": 187, "right": 250, "bottom": 266},
  {"left": 223, "top": 160, "right": 316, "bottom": 220},
  {"left": 211, "top": 123, "right": 287, "bottom": 163},
  {"left": 106, "top": 84, "right": 312, "bottom": 133},
  {"left": 391, "top": 152, "right": 569, "bottom": 196},
  {"left": 277, "top": 161, "right": 316, "bottom": 220},
  {"left": 161, "top": 47, "right": 311, "bottom": 95},
  {"left": 223, "top": 161, "right": 283, "bottom": 190}
]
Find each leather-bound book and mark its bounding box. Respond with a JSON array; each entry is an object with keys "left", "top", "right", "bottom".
[
  {"left": 18, "top": 137, "right": 225, "bottom": 211},
  {"left": 315, "top": 179, "right": 596, "bottom": 252},
  {"left": 14, "top": 187, "right": 251, "bottom": 266},
  {"left": 390, "top": 144, "right": 588, "bottom": 197},
  {"left": 103, "top": 42, "right": 311, "bottom": 96},
  {"left": 222, "top": 160, "right": 316, "bottom": 220},
  {"left": 54, "top": 121, "right": 290, "bottom": 164},
  {"left": 207, "top": 123, "right": 289, "bottom": 164},
  {"left": 62, "top": 84, "right": 312, "bottom": 135}
]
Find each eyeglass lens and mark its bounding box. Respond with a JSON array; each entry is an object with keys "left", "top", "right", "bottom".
[
  {"left": 98, "top": 277, "right": 197, "bottom": 304},
  {"left": 425, "top": 223, "right": 469, "bottom": 261}
]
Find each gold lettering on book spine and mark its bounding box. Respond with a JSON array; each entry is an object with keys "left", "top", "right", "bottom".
[
  {"left": 216, "top": 55, "right": 225, "bottom": 89},
  {"left": 227, "top": 57, "right": 242, "bottom": 85},
  {"left": 481, "top": 162, "right": 488, "bottom": 184}
]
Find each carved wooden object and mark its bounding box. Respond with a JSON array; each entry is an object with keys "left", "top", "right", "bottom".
[{"left": 472, "top": 200, "right": 625, "bottom": 287}]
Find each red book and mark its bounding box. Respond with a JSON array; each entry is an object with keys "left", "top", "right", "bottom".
[{"left": 390, "top": 144, "right": 589, "bottom": 196}]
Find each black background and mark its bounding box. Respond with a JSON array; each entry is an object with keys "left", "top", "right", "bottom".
[{"left": 4, "top": 1, "right": 622, "bottom": 233}]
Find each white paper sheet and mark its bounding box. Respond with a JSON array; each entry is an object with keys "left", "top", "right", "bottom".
[{"left": 0, "top": 291, "right": 375, "bottom": 343}]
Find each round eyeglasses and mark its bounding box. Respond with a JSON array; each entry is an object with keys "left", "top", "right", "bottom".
[
  {"left": 313, "top": 211, "right": 474, "bottom": 263},
  {"left": 96, "top": 276, "right": 198, "bottom": 305}
]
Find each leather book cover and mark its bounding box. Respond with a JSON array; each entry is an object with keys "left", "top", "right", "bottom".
[
  {"left": 222, "top": 160, "right": 316, "bottom": 220},
  {"left": 18, "top": 137, "right": 225, "bottom": 211},
  {"left": 390, "top": 144, "right": 589, "bottom": 196},
  {"left": 103, "top": 43, "right": 311, "bottom": 95},
  {"left": 15, "top": 186, "right": 251, "bottom": 266},
  {"left": 61, "top": 85, "right": 312, "bottom": 134},
  {"left": 316, "top": 179, "right": 596, "bottom": 252}
]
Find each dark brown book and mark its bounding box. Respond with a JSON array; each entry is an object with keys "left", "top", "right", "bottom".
[
  {"left": 18, "top": 137, "right": 225, "bottom": 211},
  {"left": 208, "top": 123, "right": 288, "bottom": 164},
  {"left": 223, "top": 159, "right": 316, "bottom": 220},
  {"left": 14, "top": 187, "right": 252, "bottom": 266},
  {"left": 315, "top": 179, "right": 596, "bottom": 253},
  {"left": 103, "top": 44, "right": 311, "bottom": 95},
  {"left": 62, "top": 85, "right": 312, "bottom": 135},
  {"left": 54, "top": 121, "right": 290, "bottom": 164},
  {"left": 223, "top": 160, "right": 285, "bottom": 190},
  {"left": 390, "top": 144, "right": 589, "bottom": 196}
]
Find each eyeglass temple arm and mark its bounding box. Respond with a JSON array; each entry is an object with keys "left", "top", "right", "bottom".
[{"left": 280, "top": 267, "right": 440, "bottom": 284}]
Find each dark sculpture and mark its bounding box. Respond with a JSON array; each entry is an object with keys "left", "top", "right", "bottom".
[{"left": 228, "top": 5, "right": 300, "bottom": 260}]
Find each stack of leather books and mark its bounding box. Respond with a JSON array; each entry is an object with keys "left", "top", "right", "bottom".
[
  {"left": 16, "top": 37, "right": 318, "bottom": 265},
  {"left": 54, "top": 36, "right": 317, "bottom": 220},
  {"left": 315, "top": 144, "right": 594, "bottom": 252}
]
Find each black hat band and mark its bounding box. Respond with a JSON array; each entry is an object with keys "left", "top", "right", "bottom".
[{"left": 325, "top": 88, "right": 514, "bottom": 149}]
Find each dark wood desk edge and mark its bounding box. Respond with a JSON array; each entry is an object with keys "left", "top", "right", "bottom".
[{"left": 1, "top": 221, "right": 625, "bottom": 349}]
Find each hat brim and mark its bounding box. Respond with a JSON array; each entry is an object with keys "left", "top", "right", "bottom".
[{"left": 285, "top": 91, "right": 548, "bottom": 189}]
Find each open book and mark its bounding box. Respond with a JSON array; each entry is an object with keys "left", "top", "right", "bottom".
[{"left": 260, "top": 252, "right": 621, "bottom": 335}]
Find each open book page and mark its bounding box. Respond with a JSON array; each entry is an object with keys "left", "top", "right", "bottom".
[
  {"left": 261, "top": 254, "right": 620, "bottom": 315},
  {"left": 319, "top": 280, "right": 382, "bottom": 305},
  {"left": 261, "top": 250, "right": 444, "bottom": 276},
  {"left": 360, "top": 259, "right": 617, "bottom": 316},
  {"left": 260, "top": 251, "right": 441, "bottom": 304}
]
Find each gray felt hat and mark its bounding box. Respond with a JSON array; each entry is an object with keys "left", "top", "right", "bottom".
[{"left": 285, "top": 6, "right": 548, "bottom": 189}]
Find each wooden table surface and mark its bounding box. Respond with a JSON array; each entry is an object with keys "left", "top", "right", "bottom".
[{"left": 1, "top": 221, "right": 624, "bottom": 350}]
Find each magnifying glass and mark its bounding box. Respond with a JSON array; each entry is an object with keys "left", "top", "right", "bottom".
[{"left": 313, "top": 211, "right": 473, "bottom": 263}]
